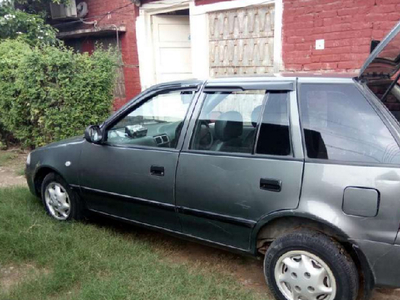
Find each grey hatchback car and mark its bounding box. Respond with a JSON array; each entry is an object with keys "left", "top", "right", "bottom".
[{"left": 26, "top": 22, "right": 400, "bottom": 300}]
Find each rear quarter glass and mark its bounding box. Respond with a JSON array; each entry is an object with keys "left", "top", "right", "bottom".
[{"left": 299, "top": 83, "right": 400, "bottom": 165}]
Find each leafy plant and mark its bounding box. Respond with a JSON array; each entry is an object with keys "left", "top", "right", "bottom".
[
  {"left": 0, "top": 1, "right": 58, "bottom": 45},
  {"left": 0, "top": 40, "right": 118, "bottom": 148}
]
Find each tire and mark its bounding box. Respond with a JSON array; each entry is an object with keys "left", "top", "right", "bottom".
[
  {"left": 41, "top": 172, "right": 83, "bottom": 221},
  {"left": 264, "top": 230, "right": 359, "bottom": 300}
]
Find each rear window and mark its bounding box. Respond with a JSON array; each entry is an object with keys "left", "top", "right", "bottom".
[{"left": 299, "top": 83, "right": 400, "bottom": 164}]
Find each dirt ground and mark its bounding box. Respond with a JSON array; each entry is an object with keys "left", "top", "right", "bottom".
[
  {"left": 1, "top": 149, "right": 399, "bottom": 299},
  {"left": 0, "top": 263, "right": 48, "bottom": 293},
  {"left": 0, "top": 149, "right": 27, "bottom": 188}
]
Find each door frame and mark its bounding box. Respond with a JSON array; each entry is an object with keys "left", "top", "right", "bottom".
[
  {"left": 136, "top": 0, "right": 283, "bottom": 91},
  {"left": 181, "top": 79, "right": 303, "bottom": 160},
  {"left": 136, "top": 0, "right": 192, "bottom": 91}
]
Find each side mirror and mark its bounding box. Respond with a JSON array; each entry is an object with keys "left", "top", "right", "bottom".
[{"left": 84, "top": 125, "right": 103, "bottom": 144}]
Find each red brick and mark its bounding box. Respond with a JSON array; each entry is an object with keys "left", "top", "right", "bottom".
[
  {"left": 338, "top": 61, "right": 363, "bottom": 69},
  {"left": 303, "top": 63, "right": 322, "bottom": 70},
  {"left": 371, "top": 4, "right": 396, "bottom": 14},
  {"left": 321, "top": 63, "right": 338, "bottom": 70},
  {"left": 337, "top": 7, "right": 361, "bottom": 16},
  {"left": 287, "top": 36, "right": 306, "bottom": 43},
  {"left": 285, "top": 63, "right": 304, "bottom": 70},
  {"left": 317, "top": 10, "right": 337, "bottom": 18},
  {"left": 320, "top": 54, "right": 341, "bottom": 62},
  {"left": 376, "top": 0, "right": 400, "bottom": 4}
]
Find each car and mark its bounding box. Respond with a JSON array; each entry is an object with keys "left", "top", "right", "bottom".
[{"left": 25, "top": 21, "right": 400, "bottom": 300}]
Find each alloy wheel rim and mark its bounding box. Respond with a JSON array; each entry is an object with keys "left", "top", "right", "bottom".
[
  {"left": 44, "top": 182, "right": 71, "bottom": 221},
  {"left": 274, "top": 250, "right": 337, "bottom": 300}
]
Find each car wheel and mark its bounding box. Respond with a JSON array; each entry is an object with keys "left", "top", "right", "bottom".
[
  {"left": 41, "top": 172, "right": 83, "bottom": 221},
  {"left": 264, "top": 230, "right": 359, "bottom": 300}
]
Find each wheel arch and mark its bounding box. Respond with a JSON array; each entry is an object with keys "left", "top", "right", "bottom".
[
  {"left": 33, "top": 166, "right": 66, "bottom": 197},
  {"left": 252, "top": 214, "right": 350, "bottom": 254},
  {"left": 252, "top": 213, "right": 375, "bottom": 297}
]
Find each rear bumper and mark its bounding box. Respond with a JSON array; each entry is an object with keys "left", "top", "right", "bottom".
[{"left": 356, "top": 239, "right": 400, "bottom": 288}]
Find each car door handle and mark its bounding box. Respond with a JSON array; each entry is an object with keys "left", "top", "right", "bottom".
[
  {"left": 150, "top": 166, "right": 165, "bottom": 176},
  {"left": 260, "top": 178, "right": 282, "bottom": 192}
]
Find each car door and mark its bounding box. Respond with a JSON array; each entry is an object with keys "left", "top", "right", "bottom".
[
  {"left": 175, "top": 80, "right": 304, "bottom": 250},
  {"left": 79, "top": 82, "right": 201, "bottom": 231}
]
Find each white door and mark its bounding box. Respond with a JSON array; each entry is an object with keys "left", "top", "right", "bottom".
[{"left": 152, "top": 15, "right": 192, "bottom": 83}]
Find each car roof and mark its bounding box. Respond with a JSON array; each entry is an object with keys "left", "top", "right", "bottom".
[
  {"left": 208, "top": 73, "right": 356, "bottom": 85},
  {"left": 152, "top": 73, "right": 356, "bottom": 90}
]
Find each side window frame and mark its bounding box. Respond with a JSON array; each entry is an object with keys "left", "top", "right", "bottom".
[
  {"left": 101, "top": 86, "right": 201, "bottom": 151},
  {"left": 252, "top": 91, "right": 293, "bottom": 157},
  {"left": 182, "top": 82, "right": 300, "bottom": 160},
  {"left": 298, "top": 81, "right": 400, "bottom": 166}
]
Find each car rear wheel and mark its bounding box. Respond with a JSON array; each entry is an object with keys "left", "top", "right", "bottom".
[
  {"left": 41, "top": 173, "right": 83, "bottom": 221},
  {"left": 264, "top": 230, "right": 358, "bottom": 300}
]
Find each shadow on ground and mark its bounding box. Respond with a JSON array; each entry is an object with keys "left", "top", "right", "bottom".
[{"left": 88, "top": 214, "right": 400, "bottom": 300}]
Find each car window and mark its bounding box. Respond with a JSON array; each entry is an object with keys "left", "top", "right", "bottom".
[
  {"left": 191, "top": 90, "right": 266, "bottom": 154},
  {"left": 300, "top": 83, "right": 400, "bottom": 164},
  {"left": 256, "top": 92, "right": 291, "bottom": 156},
  {"left": 106, "top": 90, "right": 195, "bottom": 148}
]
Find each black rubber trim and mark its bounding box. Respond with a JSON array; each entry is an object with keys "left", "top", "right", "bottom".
[{"left": 176, "top": 206, "right": 256, "bottom": 228}]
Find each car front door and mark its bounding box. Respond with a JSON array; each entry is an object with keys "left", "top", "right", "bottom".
[
  {"left": 79, "top": 82, "right": 201, "bottom": 231},
  {"left": 175, "top": 81, "right": 304, "bottom": 250}
]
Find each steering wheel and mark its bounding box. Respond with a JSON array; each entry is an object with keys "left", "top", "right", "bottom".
[{"left": 198, "top": 121, "right": 214, "bottom": 150}]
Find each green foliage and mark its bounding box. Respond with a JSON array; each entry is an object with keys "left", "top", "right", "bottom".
[
  {"left": 0, "top": 2, "right": 58, "bottom": 45},
  {"left": 0, "top": 40, "right": 118, "bottom": 148}
]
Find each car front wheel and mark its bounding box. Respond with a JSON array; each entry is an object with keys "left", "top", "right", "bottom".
[
  {"left": 264, "top": 230, "right": 359, "bottom": 300},
  {"left": 41, "top": 172, "right": 83, "bottom": 221}
]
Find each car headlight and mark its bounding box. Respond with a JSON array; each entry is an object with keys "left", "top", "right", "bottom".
[{"left": 26, "top": 152, "right": 31, "bottom": 165}]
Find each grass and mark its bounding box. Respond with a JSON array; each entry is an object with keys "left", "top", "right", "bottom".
[
  {"left": 0, "top": 187, "right": 262, "bottom": 300},
  {"left": 15, "top": 168, "right": 25, "bottom": 177},
  {"left": 0, "top": 152, "right": 17, "bottom": 167}
]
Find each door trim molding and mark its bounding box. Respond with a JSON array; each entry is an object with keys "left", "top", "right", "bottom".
[
  {"left": 89, "top": 208, "right": 251, "bottom": 253},
  {"left": 177, "top": 206, "right": 256, "bottom": 228},
  {"left": 79, "top": 186, "right": 256, "bottom": 228},
  {"left": 81, "top": 186, "right": 176, "bottom": 211}
]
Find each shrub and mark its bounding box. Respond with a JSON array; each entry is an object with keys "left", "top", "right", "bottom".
[
  {"left": 0, "top": 2, "right": 58, "bottom": 46},
  {"left": 0, "top": 39, "right": 118, "bottom": 148}
]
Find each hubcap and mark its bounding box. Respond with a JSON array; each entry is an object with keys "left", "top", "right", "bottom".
[
  {"left": 44, "top": 182, "right": 71, "bottom": 221},
  {"left": 274, "top": 250, "right": 337, "bottom": 300}
]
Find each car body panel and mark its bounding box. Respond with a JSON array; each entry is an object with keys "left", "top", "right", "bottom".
[
  {"left": 300, "top": 163, "right": 400, "bottom": 244},
  {"left": 79, "top": 143, "right": 182, "bottom": 231},
  {"left": 27, "top": 136, "right": 84, "bottom": 195},
  {"left": 355, "top": 239, "right": 400, "bottom": 288},
  {"left": 175, "top": 83, "right": 304, "bottom": 250},
  {"left": 176, "top": 154, "right": 304, "bottom": 250}
]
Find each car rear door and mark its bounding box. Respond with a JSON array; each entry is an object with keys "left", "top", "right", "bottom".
[{"left": 175, "top": 80, "right": 304, "bottom": 250}]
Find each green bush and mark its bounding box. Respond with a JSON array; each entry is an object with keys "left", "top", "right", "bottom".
[
  {"left": 0, "top": 39, "right": 118, "bottom": 148},
  {"left": 0, "top": 3, "right": 59, "bottom": 46}
]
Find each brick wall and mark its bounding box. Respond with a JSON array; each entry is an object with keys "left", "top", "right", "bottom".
[
  {"left": 61, "top": 0, "right": 142, "bottom": 109},
  {"left": 283, "top": 0, "right": 400, "bottom": 73}
]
